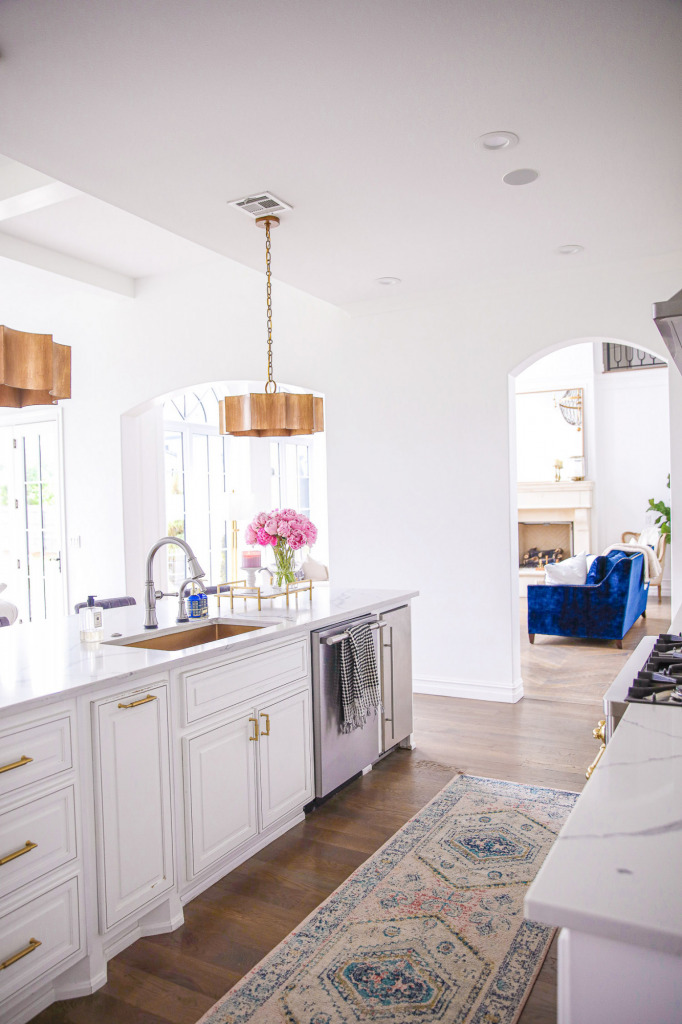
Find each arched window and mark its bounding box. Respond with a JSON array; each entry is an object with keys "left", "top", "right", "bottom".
[
  {"left": 162, "top": 384, "right": 326, "bottom": 590},
  {"left": 163, "top": 387, "right": 228, "bottom": 588}
]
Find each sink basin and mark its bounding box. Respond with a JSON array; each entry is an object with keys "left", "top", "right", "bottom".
[{"left": 105, "top": 618, "right": 269, "bottom": 652}]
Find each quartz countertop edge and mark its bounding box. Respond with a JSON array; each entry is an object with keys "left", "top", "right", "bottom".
[
  {"left": 0, "top": 587, "right": 418, "bottom": 714},
  {"left": 525, "top": 702, "right": 682, "bottom": 956}
]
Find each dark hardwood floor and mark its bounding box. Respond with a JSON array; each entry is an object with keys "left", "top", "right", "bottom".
[{"left": 31, "top": 597, "right": 672, "bottom": 1024}]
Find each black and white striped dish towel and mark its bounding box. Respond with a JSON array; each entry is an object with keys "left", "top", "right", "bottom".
[{"left": 339, "top": 623, "right": 382, "bottom": 733}]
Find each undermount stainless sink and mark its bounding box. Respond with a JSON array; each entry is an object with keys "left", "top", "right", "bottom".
[{"left": 105, "top": 618, "right": 271, "bottom": 652}]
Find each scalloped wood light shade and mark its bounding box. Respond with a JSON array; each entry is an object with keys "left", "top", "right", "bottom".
[
  {"left": 219, "top": 392, "right": 324, "bottom": 437},
  {"left": 0, "top": 326, "right": 71, "bottom": 408}
]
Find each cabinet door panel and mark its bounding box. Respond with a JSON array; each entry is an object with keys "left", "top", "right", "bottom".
[
  {"left": 183, "top": 640, "right": 308, "bottom": 723},
  {"left": 0, "top": 715, "right": 72, "bottom": 798},
  {"left": 95, "top": 684, "right": 173, "bottom": 930},
  {"left": 259, "top": 689, "right": 313, "bottom": 831},
  {"left": 0, "top": 785, "right": 77, "bottom": 900},
  {"left": 0, "top": 876, "right": 81, "bottom": 1002},
  {"left": 186, "top": 714, "right": 258, "bottom": 878}
]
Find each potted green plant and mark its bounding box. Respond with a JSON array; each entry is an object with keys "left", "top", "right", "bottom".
[{"left": 647, "top": 474, "right": 671, "bottom": 542}]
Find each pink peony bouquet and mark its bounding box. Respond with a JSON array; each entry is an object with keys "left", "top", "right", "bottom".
[{"left": 244, "top": 509, "right": 317, "bottom": 586}]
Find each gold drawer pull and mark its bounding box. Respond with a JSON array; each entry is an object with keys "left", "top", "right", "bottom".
[
  {"left": 249, "top": 717, "right": 259, "bottom": 741},
  {"left": 260, "top": 712, "right": 270, "bottom": 736},
  {"left": 118, "top": 694, "right": 158, "bottom": 709},
  {"left": 0, "top": 841, "right": 38, "bottom": 867},
  {"left": 0, "top": 937, "right": 41, "bottom": 971},
  {"left": 0, "top": 755, "right": 33, "bottom": 775},
  {"left": 586, "top": 719, "right": 607, "bottom": 780}
]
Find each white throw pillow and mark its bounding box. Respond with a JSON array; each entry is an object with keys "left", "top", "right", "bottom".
[
  {"left": 544, "top": 552, "right": 588, "bottom": 586},
  {"left": 0, "top": 582, "right": 18, "bottom": 625},
  {"left": 637, "top": 525, "right": 661, "bottom": 549}
]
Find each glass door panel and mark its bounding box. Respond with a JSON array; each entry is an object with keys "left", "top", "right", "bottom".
[
  {"left": 0, "top": 418, "right": 65, "bottom": 623},
  {"left": 20, "top": 423, "right": 64, "bottom": 622}
]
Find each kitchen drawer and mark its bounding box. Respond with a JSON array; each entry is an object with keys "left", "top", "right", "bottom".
[
  {"left": 0, "top": 875, "right": 82, "bottom": 1002},
  {"left": 0, "top": 786, "right": 77, "bottom": 901},
  {"left": 0, "top": 715, "right": 73, "bottom": 798},
  {"left": 183, "top": 639, "right": 309, "bottom": 723}
]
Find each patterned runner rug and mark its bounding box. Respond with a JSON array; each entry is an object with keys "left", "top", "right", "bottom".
[{"left": 198, "top": 775, "right": 577, "bottom": 1024}]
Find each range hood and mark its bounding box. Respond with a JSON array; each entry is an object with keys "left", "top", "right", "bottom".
[{"left": 653, "top": 288, "right": 682, "bottom": 374}]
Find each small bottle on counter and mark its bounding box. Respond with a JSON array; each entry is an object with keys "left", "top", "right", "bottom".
[
  {"left": 80, "top": 595, "right": 104, "bottom": 642},
  {"left": 187, "top": 592, "right": 208, "bottom": 618}
]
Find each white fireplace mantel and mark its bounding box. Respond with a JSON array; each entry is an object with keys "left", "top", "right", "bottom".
[
  {"left": 517, "top": 482, "right": 594, "bottom": 593},
  {"left": 517, "top": 481, "right": 594, "bottom": 511}
]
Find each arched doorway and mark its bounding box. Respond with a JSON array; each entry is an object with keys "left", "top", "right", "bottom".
[{"left": 509, "top": 338, "right": 671, "bottom": 703}]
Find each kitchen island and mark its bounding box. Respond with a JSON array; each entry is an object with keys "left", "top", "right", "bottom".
[
  {"left": 0, "top": 586, "right": 417, "bottom": 1024},
  {"left": 525, "top": 615, "right": 682, "bottom": 1024}
]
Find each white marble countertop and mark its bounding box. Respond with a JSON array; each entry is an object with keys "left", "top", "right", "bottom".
[
  {"left": 0, "top": 586, "right": 418, "bottom": 714},
  {"left": 525, "top": 702, "right": 682, "bottom": 955}
]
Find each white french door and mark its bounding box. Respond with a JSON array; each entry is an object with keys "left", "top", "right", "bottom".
[{"left": 0, "top": 414, "right": 66, "bottom": 623}]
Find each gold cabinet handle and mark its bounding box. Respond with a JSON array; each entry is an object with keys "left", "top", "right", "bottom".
[
  {"left": 260, "top": 712, "right": 270, "bottom": 737},
  {"left": 0, "top": 938, "right": 41, "bottom": 971},
  {"left": 586, "top": 719, "right": 607, "bottom": 780},
  {"left": 0, "top": 755, "right": 33, "bottom": 775},
  {"left": 118, "top": 694, "right": 158, "bottom": 709},
  {"left": 0, "top": 841, "right": 38, "bottom": 867},
  {"left": 249, "top": 717, "right": 260, "bottom": 741}
]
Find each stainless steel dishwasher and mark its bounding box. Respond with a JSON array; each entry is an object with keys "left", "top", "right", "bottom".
[
  {"left": 311, "top": 614, "right": 383, "bottom": 799},
  {"left": 311, "top": 605, "right": 414, "bottom": 799}
]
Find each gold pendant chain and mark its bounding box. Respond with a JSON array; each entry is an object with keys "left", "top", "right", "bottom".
[{"left": 265, "top": 219, "right": 276, "bottom": 394}]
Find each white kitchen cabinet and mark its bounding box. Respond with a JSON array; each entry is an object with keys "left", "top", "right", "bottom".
[
  {"left": 182, "top": 637, "right": 308, "bottom": 724},
  {"left": 0, "top": 876, "right": 82, "bottom": 1004},
  {"left": 183, "top": 682, "right": 313, "bottom": 881},
  {"left": 0, "top": 785, "right": 77, "bottom": 901},
  {"left": 0, "top": 591, "right": 415, "bottom": 1024},
  {"left": 92, "top": 682, "right": 174, "bottom": 930},
  {"left": 259, "top": 687, "right": 313, "bottom": 830},
  {"left": 0, "top": 704, "right": 84, "bottom": 1024},
  {"left": 184, "top": 709, "right": 259, "bottom": 878}
]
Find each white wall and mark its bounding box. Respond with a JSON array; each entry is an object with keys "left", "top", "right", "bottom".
[
  {"left": 594, "top": 361, "right": 670, "bottom": 591},
  {"left": 1, "top": 246, "right": 680, "bottom": 700},
  {"left": 330, "top": 254, "right": 681, "bottom": 701}
]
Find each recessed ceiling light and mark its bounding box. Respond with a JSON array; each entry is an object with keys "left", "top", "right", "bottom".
[
  {"left": 479, "top": 131, "right": 519, "bottom": 150},
  {"left": 503, "top": 168, "right": 539, "bottom": 186},
  {"left": 556, "top": 244, "right": 584, "bottom": 255},
  {"left": 376, "top": 277, "right": 401, "bottom": 286}
]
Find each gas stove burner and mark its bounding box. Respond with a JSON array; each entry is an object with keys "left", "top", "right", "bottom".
[
  {"left": 653, "top": 633, "right": 682, "bottom": 655},
  {"left": 626, "top": 634, "right": 682, "bottom": 705}
]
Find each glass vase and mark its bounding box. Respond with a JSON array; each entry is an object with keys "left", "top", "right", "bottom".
[{"left": 273, "top": 540, "right": 296, "bottom": 588}]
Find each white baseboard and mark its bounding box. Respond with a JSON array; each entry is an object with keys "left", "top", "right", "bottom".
[{"left": 413, "top": 676, "right": 524, "bottom": 703}]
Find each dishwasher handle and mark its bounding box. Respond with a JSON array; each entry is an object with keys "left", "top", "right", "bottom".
[{"left": 322, "top": 620, "right": 389, "bottom": 646}]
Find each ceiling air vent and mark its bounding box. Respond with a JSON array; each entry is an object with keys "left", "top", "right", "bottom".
[{"left": 227, "top": 192, "right": 293, "bottom": 218}]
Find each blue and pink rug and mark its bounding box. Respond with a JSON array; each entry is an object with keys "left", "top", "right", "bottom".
[{"left": 198, "top": 775, "right": 577, "bottom": 1024}]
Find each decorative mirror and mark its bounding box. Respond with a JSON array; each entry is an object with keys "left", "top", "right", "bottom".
[{"left": 516, "top": 388, "right": 585, "bottom": 482}]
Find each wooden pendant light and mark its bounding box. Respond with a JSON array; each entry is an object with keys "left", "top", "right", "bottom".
[
  {"left": 0, "top": 326, "right": 71, "bottom": 408},
  {"left": 219, "top": 216, "right": 324, "bottom": 438}
]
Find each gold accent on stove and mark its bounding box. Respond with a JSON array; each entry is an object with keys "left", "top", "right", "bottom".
[{"left": 585, "top": 719, "right": 606, "bottom": 780}]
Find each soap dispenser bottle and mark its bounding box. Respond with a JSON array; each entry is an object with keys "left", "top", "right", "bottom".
[{"left": 80, "top": 595, "right": 104, "bottom": 642}]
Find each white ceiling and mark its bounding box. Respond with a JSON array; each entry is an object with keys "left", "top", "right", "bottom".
[{"left": 0, "top": 0, "right": 680, "bottom": 308}]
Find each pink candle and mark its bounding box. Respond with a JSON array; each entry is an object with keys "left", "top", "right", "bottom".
[{"left": 241, "top": 549, "right": 262, "bottom": 569}]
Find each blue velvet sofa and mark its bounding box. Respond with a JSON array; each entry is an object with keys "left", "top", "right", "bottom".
[{"left": 527, "top": 550, "right": 648, "bottom": 649}]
